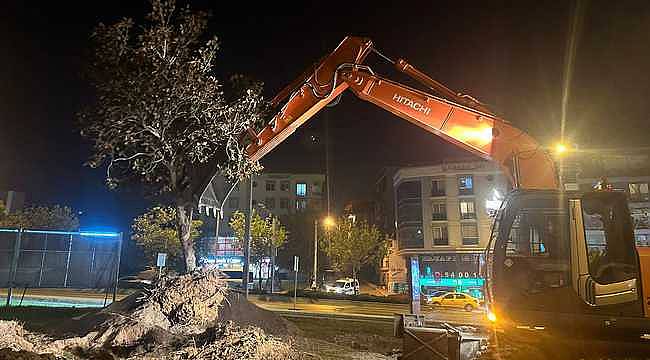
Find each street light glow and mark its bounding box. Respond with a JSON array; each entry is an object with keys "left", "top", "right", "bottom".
[
  {"left": 555, "top": 142, "right": 568, "bottom": 155},
  {"left": 323, "top": 216, "right": 336, "bottom": 228}
]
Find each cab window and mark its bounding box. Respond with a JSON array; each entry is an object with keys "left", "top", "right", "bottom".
[
  {"left": 443, "top": 294, "right": 454, "bottom": 299},
  {"left": 454, "top": 294, "right": 466, "bottom": 299},
  {"left": 582, "top": 193, "right": 637, "bottom": 284},
  {"left": 503, "top": 207, "right": 570, "bottom": 295}
]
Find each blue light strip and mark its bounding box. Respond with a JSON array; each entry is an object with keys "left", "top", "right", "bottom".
[
  {"left": 0, "top": 229, "right": 120, "bottom": 237},
  {"left": 79, "top": 232, "right": 120, "bottom": 237}
]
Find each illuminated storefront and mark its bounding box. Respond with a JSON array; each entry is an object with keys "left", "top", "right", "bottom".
[{"left": 419, "top": 253, "right": 485, "bottom": 299}]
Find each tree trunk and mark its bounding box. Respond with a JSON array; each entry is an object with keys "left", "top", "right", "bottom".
[{"left": 176, "top": 202, "right": 196, "bottom": 272}]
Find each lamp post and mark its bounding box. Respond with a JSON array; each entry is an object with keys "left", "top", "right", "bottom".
[{"left": 312, "top": 216, "right": 335, "bottom": 289}]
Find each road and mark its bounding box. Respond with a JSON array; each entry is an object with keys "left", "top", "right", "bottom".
[
  {"left": 249, "top": 295, "right": 488, "bottom": 326},
  {"left": 0, "top": 288, "right": 487, "bottom": 327}
]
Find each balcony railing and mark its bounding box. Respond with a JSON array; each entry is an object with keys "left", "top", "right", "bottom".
[
  {"left": 432, "top": 213, "right": 447, "bottom": 221},
  {"left": 460, "top": 212, "right": 476, "bottom": 220}
]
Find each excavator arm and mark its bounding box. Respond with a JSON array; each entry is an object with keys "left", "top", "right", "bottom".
[{"left": 245, "top": 36, "right": 559, "bottom": 190}]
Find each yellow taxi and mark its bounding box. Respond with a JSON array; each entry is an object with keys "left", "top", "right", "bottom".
[{"left": 427, "top": 292, "right": 480, "bottom": 312}]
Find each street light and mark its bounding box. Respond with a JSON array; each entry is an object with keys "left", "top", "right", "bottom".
[
  {"left": 323, "top": 216, "right": 336, "bottom": 228},
  {"left": 312, "top": 215, "right": 336, "bottom": 290}
]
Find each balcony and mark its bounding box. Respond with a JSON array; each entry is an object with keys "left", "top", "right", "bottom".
[
  {"left": 430, "top": 189, "right": 445, "bottom": 197},
  {"left": 460, "top": 212, "right": 476, "bottom": 220},
  {"left": 431, "top": 213, "right": 447, "bottom": 221}
]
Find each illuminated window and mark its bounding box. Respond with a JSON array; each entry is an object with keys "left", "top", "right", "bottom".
[
  {"left": 280, "top": 181, "right": 290, "bottom": 192},
  {"left": 432, "top": 202, "right": 446, "bottom": 220},
  {"left": 295, "top": 199, "right": 307, "bottom": 211},
  {"left": 629, "top": 183, "right": 649, "bottom": 202},
  {"left": 461, "top": 223, "right": 479, "bottom": 245},
  {"left": 459, "top": 175, "right": 473, "bottom": 195},
  {"left": 460, "top": 200, "right": 476, "bottom": 219},
  {"left": 432, "top": 225, "right": 448, "bottom": 246},
  {"left": 296, "top": 183, "right": 307, "bottom": 197}
]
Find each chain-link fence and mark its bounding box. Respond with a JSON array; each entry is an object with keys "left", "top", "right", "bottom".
[{"left": 0, "top": 228, "right": 122, "bottom": 305}]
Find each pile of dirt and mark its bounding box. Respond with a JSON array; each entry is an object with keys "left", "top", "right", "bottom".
[{"left": 0, "top": 269, "right": 299, "bottom": 359}]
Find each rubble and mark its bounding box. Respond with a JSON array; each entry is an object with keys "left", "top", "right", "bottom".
[{"left": 0, "top": 270, "right": 299, "bottom": 359}]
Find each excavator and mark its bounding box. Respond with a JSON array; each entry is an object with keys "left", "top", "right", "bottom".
[{"left": 240, "top": 36, "right": 650, "bottom": 357}]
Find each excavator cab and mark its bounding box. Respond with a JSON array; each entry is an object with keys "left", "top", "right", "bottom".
[{"left": 486, "top": 189, "right": 648, "bottom": 342}]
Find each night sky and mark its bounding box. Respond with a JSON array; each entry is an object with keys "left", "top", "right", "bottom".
[{"left": 2, "top": 1, "right": 650, "bottom": 232}]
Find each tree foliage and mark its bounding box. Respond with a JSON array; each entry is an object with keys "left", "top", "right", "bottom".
[
  {"left": 0, "top": 204, "right": 79, "bottom": 231},
  {"left": 229, "top": 210, "right": 287, "bottom": 290},
  {"left": 320, "top": 217, "right": 387, "bottom": 278},
  {"left": 229, "top": 210, "right": 287, "bottom": 260},
  {"left": 131, "top": 206, "right": 202, "bottom": 270},
  {"left": 79, "top": 0, "right": 267, "bottom": 271}
]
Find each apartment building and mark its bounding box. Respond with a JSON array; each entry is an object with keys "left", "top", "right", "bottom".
[{"left": 381, "top": 159, "right": 508, "bottom": 297}]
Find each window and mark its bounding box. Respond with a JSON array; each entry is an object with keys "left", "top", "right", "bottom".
[
  {"left": 228, "top": 197, "right": 239, "bottom": 209},
  {"left": 443, "top": 293, "right": 455, "bottom": 300},
  {"left": 265, "top": 181, "right": 276, "bottom": 191},
  {"left": 629, "top": 183, "right": 649, "bottom": 202},
  {"left": 582, "top": 193, "right": 637, "bottom": 284},
  {"left": 454, "top": 294, "right": 467, "bottom": 299},
  {"left": 265, "top": 197, "right": 276, "bottom": 209},
  {"left": 396, "top": 181, "right": 424, "bottom": 249},
  {"left": 280, "top": 198, "right": 289, "bottom": 209},
  {"left": 280, "top": 181, "right": 290, "bottom": 192},
  {"left": 503, "top": 204, "right": 571, "bottom": 301},
  {"left": 296, "top": 199, "right": 307, "bottom": 211},
  {"left": 461, "top": 223, "right": 479, "bottom": 245},
  {"left": 296, "top": 183, "right": 307, "bottom": 197},
  {"left": 398, "top": 226, "right": 424, "bottom": 248},
  {"left": 432, "top": 202, "right": 446, "bottom": 220},
  {"left": 432, "top": 225, "right": 448, "bottom": 246},
  {"left": 459, "top": 175, "right": 474, "bottom": 195},
  {"left": 431, "top": 179, "right": 445, "bottom": 196},
  {"left": 459, "top": 200, "right": 476, "bottom": 219},
  {"left": 507, "top": 211, "right": 565, "bottom": 257}
]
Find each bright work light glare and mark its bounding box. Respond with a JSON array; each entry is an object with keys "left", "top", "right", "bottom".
[
  {"left": 487, "top": 311, "right": 497, "bottom": 323},
  {"left": 555, "top": 143, "right": 568, "bottom": 154}
]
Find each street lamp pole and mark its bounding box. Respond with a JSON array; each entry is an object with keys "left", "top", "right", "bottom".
[
  {"left": 312, "top": 219, "right": 318, "bottom": 289},
  {"left": 243, "top": 176, "right": 253, "bottom": 299}
]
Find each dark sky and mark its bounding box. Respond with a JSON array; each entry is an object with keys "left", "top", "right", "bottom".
[{"left": 2, "top": 0, "right": 650, "bottom": 231}]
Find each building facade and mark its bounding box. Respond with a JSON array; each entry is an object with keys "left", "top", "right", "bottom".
[
  {"left": 572, "top": 147, "right": 650, "bottom": 247},
  {"left": 198, "top": 172, "right": 326, "bottom": 269},
  {"left": 382, "top": 159, "right": 508, "bottom": 297}
]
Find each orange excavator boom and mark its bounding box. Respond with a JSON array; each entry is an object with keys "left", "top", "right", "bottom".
[{"left": 244, "top": 36, "right": 559, "bottom": 190}]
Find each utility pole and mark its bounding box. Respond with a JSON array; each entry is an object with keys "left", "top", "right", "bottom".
[
  {"left": 312, "top": 219, "right": 318, "bottom": 289},
  {"left": 243, "top": 177, "right": 253, "bottom": 298}
]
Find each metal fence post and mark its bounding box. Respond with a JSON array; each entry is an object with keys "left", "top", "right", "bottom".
[
  {"left": 112, "top": 232, "right": 123, "bottom": 303},
  {"left": 6, "top": 229, "right": 23, "bottom": 306},
  {"left": 38, "top": 233, "right": 47, "bottom": 287},
  {"left": 63, "top": 234, "right": 73, "bottom": 288}
]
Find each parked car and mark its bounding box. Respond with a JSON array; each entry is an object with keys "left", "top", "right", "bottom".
[
  {"left": 423, "top": 290, "right": 449, "bottom": 303},
  {"left": 324, "top": 278, "right": 360, "bottom": 295},
  {"left": 427, "top": 292, "right": 480, "bottom": 311}
]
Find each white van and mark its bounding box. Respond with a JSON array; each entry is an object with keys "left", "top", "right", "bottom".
[{"left": 325, "top": 278, "right": 360, "bottom": 295}]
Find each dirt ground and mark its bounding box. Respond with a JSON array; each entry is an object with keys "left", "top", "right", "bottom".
[
  {"left": 0, "top": 270, "right": 400, "bottom": 360},
  {"left": 287, "top": 317, "right": 400, "bottom": 360}
]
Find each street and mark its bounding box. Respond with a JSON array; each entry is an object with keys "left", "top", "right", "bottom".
[{"left": 249, "top": 295, "right": 488, "bottom": 326}]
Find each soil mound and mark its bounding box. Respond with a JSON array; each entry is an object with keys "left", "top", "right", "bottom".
[{"left": 0, "top": 269, "right": 300, "bottom": 359}]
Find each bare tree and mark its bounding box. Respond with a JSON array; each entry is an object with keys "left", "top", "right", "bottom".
[{"left": 79, "top": 0, "right": 265, "bottom": 271}]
